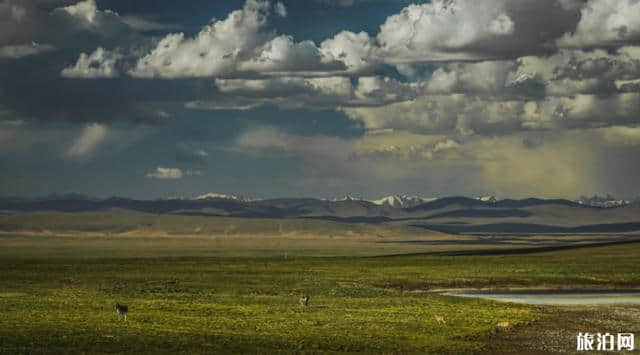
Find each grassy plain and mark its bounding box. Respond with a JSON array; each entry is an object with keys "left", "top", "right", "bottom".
[{"left": 0, "top": 214, "right": 639, "bottom": 353}]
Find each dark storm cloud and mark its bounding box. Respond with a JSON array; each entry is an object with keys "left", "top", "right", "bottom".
[
  {"left": 0, "top": 0, "right": 222, "bottom": 125},
  {"left": 0, "top": 0, "right": 163, "bottom": 126},
  {"left": 0, "top": 52, "right": 229, "bottom": 123},
  {"left": 0, "top": 53, "right": 218, "bottom": 124},
  {"left": 0, "top": 0, "right": 45, "bottom": 46},
  {"left": 1, "top": 0, "right": 135, "bottom": 49}
]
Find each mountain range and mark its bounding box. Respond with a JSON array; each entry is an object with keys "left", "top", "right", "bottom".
[
  {"left": 370, "top": 195, "right": 437, "bottom": 208},
  {"left": 1, "top": 193, "right": 639, "bottom": 235},
  {"left": 576, "top": 195, "right": 631, "bottom": 208}
]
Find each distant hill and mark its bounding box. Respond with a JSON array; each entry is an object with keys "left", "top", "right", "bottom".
[{"left": 1, "top": 195, "right": 638, "bottom": 234}]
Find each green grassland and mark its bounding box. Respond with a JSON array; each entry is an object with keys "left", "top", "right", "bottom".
[
  {"left": 0, "top": 212, "right": 446, "bottom": 239},
  {"left": 1, "top": 214, "right": 640, "bottom": 353}
]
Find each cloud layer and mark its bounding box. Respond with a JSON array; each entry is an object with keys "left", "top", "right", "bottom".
[
  {"left": 146, "top": 167, "right": 184, "bottom": 180},
  {"left": 2, "top": 0, "right": 640, "bottom": 198}
]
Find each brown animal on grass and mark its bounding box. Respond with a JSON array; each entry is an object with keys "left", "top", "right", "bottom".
[
  {"left": 299, "top": 292, "right": 309, "bottom": 307},
  {"left": 115, "top": 303, "right": 128, "bottom": 321},
  {"left": 435, "top": 315, "right": 446, "bottom": 324}
]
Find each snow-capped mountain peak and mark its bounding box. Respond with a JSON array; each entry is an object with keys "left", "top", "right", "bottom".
[
  {"left": 475, "top": 195, "right": 498, "bottom": 203},
  {"left": 370, "top": 195, "right": 435, "bottom": 208},
  {"left": 576, "top": 195, "right": 629, "bottom": 208},
  {"left": 193, "top": 193, "right": 256, "bottom": 202},
  {"left": 332, "top": 195, "right": 364, "bottom": 202}
]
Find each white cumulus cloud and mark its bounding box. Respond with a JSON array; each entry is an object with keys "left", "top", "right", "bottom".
[
  {"left": 61, "top": 47, "right": 123, "bottom": 78},
  {"left": 56, "top": 0, "right": 120, "bottom": 26},
  {"left": 376, "top": 0, "right": 516, "bottom": 62},
  {"left": 59, "top": 0, "right": 100, "bottom": 23},
  {"left": 130, "top": 0, "right": 284, "bottom": 78},
  {"left": 0, "top": 42, "right": 55, "bottom": 59},
  {"left": 320, "top": 31, "right": 378, "bottom": 72},
  {"left": 129, "top": 0, "right": 348, "bottom": 78},
  {"left": 274, "top": 2, "right": 287, "bottom": 17},
  {"left": 146, "top": 167, "right": 184, "bottom": 179},
  {"left": 558, "top": 0, "right": 640, "bottom": 48}
]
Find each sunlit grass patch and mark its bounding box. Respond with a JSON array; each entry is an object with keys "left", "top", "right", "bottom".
[{"left": 0, "top": 238, "right": 639, "bottom": 353}]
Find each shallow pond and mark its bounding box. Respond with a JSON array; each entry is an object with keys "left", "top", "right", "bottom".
[{"left": 445, "top": 290, "right": 640, "bottom": 305}]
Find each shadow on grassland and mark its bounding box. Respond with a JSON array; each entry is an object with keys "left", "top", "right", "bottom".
[{"left": 372, "top": 238, "right": 640, "bottom": 258}]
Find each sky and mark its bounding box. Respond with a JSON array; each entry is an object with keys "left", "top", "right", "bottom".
[{"left": 1, "top": 0, "right": 640, "bottom": 200}]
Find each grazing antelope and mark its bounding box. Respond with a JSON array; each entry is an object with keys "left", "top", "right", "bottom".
[
  {"left": 299, "top": 292, "right": 309, "bottom": 307},
  {"left": 115, "top": 303, "right": 128, "bottom": 321},
  {"left": 435, "top": 315, "right": 446, "bottom": 324},
  {"left": 497, "top": 321, "right": 510, "bottom": 329}
]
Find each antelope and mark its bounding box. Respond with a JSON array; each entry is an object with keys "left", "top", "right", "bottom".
[
  {"left": 435, "top": 315, "right": 446, "bottom": 324},
  {"left": 299, "top": 292, "right": 309, "bottom": 307},
  {"left": 497, "top": 321, "right": 510, "bottom": 329},
  {"left": 115, "top": 303, "right": 128, "bottom": 321}
]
